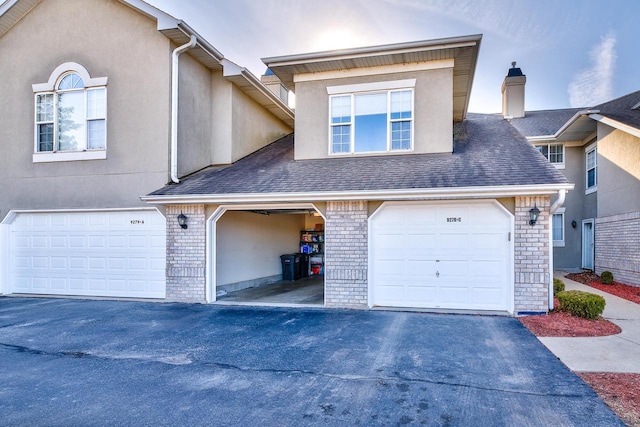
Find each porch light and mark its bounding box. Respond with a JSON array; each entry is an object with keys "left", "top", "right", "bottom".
[
  {"left": 177, "top": 212, "right": 188, "bottom": 229},
  {"left": 529, "top": 206, "right": 540, "bottom": 226}
]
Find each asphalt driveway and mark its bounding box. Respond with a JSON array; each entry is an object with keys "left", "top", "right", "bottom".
[{"left": 0, "top": 298, "right": 622, "bottom": 426}]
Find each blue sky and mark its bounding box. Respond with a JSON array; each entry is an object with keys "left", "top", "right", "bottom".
[{"left": 147, "top": 0, "right": 639, "bottom": 113}]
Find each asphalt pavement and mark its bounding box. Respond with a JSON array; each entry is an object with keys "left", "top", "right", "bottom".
[{"left": 0, "top": 297, "right": 623, "bottom": 426}]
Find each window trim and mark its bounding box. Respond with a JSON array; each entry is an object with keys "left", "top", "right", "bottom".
[
  {"left": 32, "top": 63, "right": 108, "bottom": 163},
  {"left": 585, "top": 142, "right": 597, "bottom": 194},
  {"left": 327, "top": 81, "right": 415, "bottom": 156},
  {"left": 552, "top": 208, "right": 565, "bottom": 247},
  {"left": 535, "top": 142, "right": 565, "bottom": 169}
]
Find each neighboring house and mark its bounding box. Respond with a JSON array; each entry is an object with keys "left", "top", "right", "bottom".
[
  {"left": 0, "top": 0, "right": 293, "bottom": 299},
  {"left": 0, "top": 1, "right": 578, "bottom": 316},
  {"left": 506, "top": 64, "right": 640, "bottom": 286}
]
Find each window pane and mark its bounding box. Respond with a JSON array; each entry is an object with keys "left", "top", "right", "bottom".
[
  {"left": 87, "top": 120, "right": 106, "bottom": 149},
  {"left": 391, "top": 121, "right": 411, "bottom": 150},
  {"left": 587, "top": 168, "right": 596, "bottom": 188},
  {"left": 331, "top": 96, "right": 351, "bottom": 124},
  {"left": 331, "top": 125, "right": 351, "bottom": 153},
  {"left": 552, "top": 214, "right": 563, "bottom": 241},
  {"left": 549, "top": 144, "right": 563, "bottom": 163},
  {"left": 58, "top": 91, "right": 85, "bottom": 151},
  {"left": 37, "top": 123, "right": 54, "bottom": 152},
  {"left": 87, "top": 88, "right": 105, "bottom": 119},
  {"left": 36, "top": 94, "right": 54, "bottom": 122},
  {"left": 536, "top": 145, "right": 549, "bottom": 159},
  {"left": 390, "top": 90, "right": 412, "bottom": 119},
  {"left": 354, "top": 93, "right": 387, "bottom": 152},
  {"left": 587, "top": 149, "right": 596, "bottom": 169},
  {"left": 58, "top": 73, "right": 84, "bottom": 90}
]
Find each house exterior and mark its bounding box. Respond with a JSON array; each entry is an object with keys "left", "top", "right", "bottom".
[
  {"left": 1, "top": 1, "right": 577, "bottom": 316},
  {"left": 0, "top": 0, "right": 293, "bottom": 299},
  {"left": 506, "top": 65, "right": 640, "bottom": 286}
]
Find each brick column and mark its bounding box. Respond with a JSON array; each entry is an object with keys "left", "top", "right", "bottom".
[
  {"left": 514, "top": 196, "right": 550, "bottom": 314},
  {"left": 595, "top": 211, "right": 640, "bottom": 286},
  {"left": 165, "top": 204, "right": 206, "bottom": 302},
  {"left": 324, "top": 201, "right": 368, "bottom": 308}
]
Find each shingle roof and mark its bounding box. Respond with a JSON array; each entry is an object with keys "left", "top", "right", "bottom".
[
  {"left": 594, "top": 90, "right": 640, "bottom": 130},
  {"left": 509, "top": 108, "right": 583, "bottom": 137},
  {"left": 148, "top": 113, "right": 568, "bottom": 198}
]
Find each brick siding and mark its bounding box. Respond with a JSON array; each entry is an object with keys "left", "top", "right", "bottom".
[
  {"left": 595, "top": 211, "right": 640, "bottom": 286},
  {"left": 514, "top": 196, "right": 550, "bottom": 314},
  {"left": 165, "top": 204, "right": 206, "bottom": 302},
  {"left": 324, "top": 201, "right": 369, "bottom": 308}
]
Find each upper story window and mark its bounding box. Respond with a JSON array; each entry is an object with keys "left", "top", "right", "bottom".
[
  {"left": 585, "top": 143, "right": 597, "bottom": 194},
  {"left": 328, "top": 79, "right": 415, "bottom": 155},
  {"left": 32, "top": 63, "right": 108, "bottom": 163},
  {"left": 535, "top": 143, "right": 564, "bottom": 167}
]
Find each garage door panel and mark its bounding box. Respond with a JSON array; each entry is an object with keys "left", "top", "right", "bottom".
[
  {"left": 372, "top": 201, "right": 511, "bottom": 311},
  {"left": 8, "top": 210, "right": 166, "bottom": 299}
]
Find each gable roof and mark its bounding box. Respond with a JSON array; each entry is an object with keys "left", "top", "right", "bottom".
[
  {"left": 509, "top": 108, "right": 583, "bottom": 138},
  {"left": 144, "top": 113, "right": 570, "bottom": 203},
  {"left": 0, "top": 0, "right": 294, "bottom": 127},
  {"left": 263, "top": 35, "right": 482, "bottom": 123},
  {"left": 590, "top": 90, "right": 640, "bottom": 137}
]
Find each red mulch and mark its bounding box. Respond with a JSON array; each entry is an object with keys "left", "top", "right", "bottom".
[
  {"left": 578, "top": 373, "right": 640, "bottom": 427},
  {"left": 566, "top": 272, "right": 640, "bottom": 305},
  {"left": 519, "top": 309, "right": 621, "bottom": 337}
]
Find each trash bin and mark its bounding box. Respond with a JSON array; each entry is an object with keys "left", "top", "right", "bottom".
[
  {"left": 298, "top": 253, "right": 309, "bottom": 278},
  {"left": 280, "top": 254, "right": 301, "bottom": 281}
]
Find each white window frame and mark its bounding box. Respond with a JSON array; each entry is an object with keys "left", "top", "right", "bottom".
[
  {"left": 327, "top": 79, "right": 415, "bottom": 156},
  {"left": 32, "top": 63, "right": 108, "bottom": 163},
  {"left": 535, "top": 143, "right": 565, "bottom": 169},
  {"left": 585, "top": 142, "right": 597, "bottom": 195},
  {"left": 552, "top": 207, "right": 565, "bottom": 247}
]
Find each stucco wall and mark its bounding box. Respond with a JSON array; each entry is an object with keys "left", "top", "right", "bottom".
[
  {"left": 0, "top": 0, "right": 171, "bottom": 221},
  {"left": 216, "top": 211, "right": 304, "bottom": 286},
  {"left": 596, "top": 124, "right": 640, "bottom": 217},
  {"left": 294, "top": 67, "right": 453, "bottom": 160}
]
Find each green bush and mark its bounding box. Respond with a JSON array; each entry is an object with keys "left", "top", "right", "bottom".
[
  {"left": 601, "top": 271, "right": 614, "bottom": 285},
  {"left": 557, "top": 290, "right": 606, "bottom": 319},
  {"left": 553, "top": 278, "right": 565, "bottom": 295}
]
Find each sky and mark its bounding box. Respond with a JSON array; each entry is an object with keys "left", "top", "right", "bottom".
[{"left": 147, "top": 0, "right": 639, "bottom": 113}]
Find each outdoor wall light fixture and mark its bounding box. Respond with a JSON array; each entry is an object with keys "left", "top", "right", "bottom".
[
  {"left": 177, "top": 212, "right": 188, "bottom": 229},
  {"left": 529, "top": 205, "right": 540, "bottom": 226},
  {"left": 571, "top": 220, "right": 577, "bottom": 228}
]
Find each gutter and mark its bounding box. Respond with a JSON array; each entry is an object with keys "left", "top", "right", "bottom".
[
  {"left": 170, "top": 35, "right": 197, "bottom": 183},
  {"left": 548, "top": 188, "right": 567, "bottom": 311}
]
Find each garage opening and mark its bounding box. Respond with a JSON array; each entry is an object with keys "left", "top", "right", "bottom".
[{"left": 212, "top": 206, "right": 325, "bottom": 306}]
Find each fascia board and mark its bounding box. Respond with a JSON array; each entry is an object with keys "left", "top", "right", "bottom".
[
  {"left": 589, "top": 114, "right": 640, "bottom": 139},
  {"left": 119, "top": 0, "right": 180, "bottom": 30},
  {"left": 141, "top": 183, "right": 575, "bottom": 205}
]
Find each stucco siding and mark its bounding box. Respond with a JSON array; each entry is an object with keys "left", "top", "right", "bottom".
[
  {"left": 597, "top": 124, "right": 640, "bottom": 217},
  {"left": 0, "top": 0, "right": 171, "bottom": 220},
  {"left": 294, "top": 67, "right": 453, "bottom": 160}
]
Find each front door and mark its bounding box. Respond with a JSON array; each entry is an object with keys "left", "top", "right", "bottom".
[{"left": 582, "top": 220, "right": 594, "bottom": 270}]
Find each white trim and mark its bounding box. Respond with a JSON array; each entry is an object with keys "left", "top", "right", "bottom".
[
  {"left": 327, "top": 79, "right": 417, "bottom": 95},
  {"left": 552, "top": 208, "right": 565, "bottom": 247},
  {"left": 205, "top": 203, "right": 326, "bottom": 304},
  {"left": 32, "top": 62, "right": 107, "bottom": 92},
  {"left": 32, "top": 150, "right": 107, "bottom": 163},
  {"left": 367, "top": 199, "right": 514, "bottom": 314},
  {"left": 589, "top": 114, "right": 640, "bottom": 139},
  {"left": 141, "top": 183, "right": 575, "bottom": 205}
]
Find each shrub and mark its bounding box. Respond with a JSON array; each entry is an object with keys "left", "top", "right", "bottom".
[
  {"left": 553, "top": 278, "right": 565, "bottom": 295},
  {"left": 557, "top": 290, "right": 606, "bottom": 319},
  {"left": 600, "top": 271, "right": 614, "bottom": 285}
]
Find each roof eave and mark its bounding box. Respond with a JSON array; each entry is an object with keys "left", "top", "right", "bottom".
[
  {"left": 589, "top": 114, "right": 640, "bottom": 139},
  {"left": 141, "top": 183, "right": 574, "bottom": 205}
]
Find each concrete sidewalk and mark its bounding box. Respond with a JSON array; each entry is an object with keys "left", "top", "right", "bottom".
[{"left": 538, "top": 272, "right": 640, "bottom": 373}]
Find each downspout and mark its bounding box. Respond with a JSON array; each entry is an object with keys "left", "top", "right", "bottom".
[
  {"left": 170, "top": 35, "right": 197, "bottom": 183},
  {"left": 548, "top": 189, "right": 567, "bottom": 310}
]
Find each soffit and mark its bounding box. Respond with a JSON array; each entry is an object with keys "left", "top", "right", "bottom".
[
  {"left": 263, "top": 35, "right": 482, "bottom": 122},
  {"left": 555, "top": 115, "right": 595, "bottom": 142},
  {"left": 0, "top": 0, "right": 40, "bottom": 38}
]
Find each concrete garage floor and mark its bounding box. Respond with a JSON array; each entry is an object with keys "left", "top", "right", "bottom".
[
  {"left": 217, "top": 275, "right": 324, "bottom": 305},
  {"left": 0, "top": 298, "right": 623, "bottom": 426}
]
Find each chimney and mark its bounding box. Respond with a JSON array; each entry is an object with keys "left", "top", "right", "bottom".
[
  {"left": 261, "top": 68, "right": 289, "bottom": 106},
  {"left": 501, "top": 61, "right": 526, "bottom": 118}
]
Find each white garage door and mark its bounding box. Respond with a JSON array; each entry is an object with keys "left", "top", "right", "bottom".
[
  {"left": 370, "top": 201, "right": 512, "bottom": 311},
  {"left": 7, "top": 210, "right": 166, "bottom": 298}
]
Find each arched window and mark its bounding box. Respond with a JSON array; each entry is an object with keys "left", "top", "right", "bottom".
[{"left": 33, "top": 63, "right": 107, "bottom": 161}]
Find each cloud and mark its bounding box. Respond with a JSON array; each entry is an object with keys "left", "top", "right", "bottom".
[{"left": 568, "top": 32, "right": 617, "bottom": 107}]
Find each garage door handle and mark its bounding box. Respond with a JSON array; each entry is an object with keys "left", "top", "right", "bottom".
[{"left": 436, "top": 271, "right": 440, "bottom": 278}]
